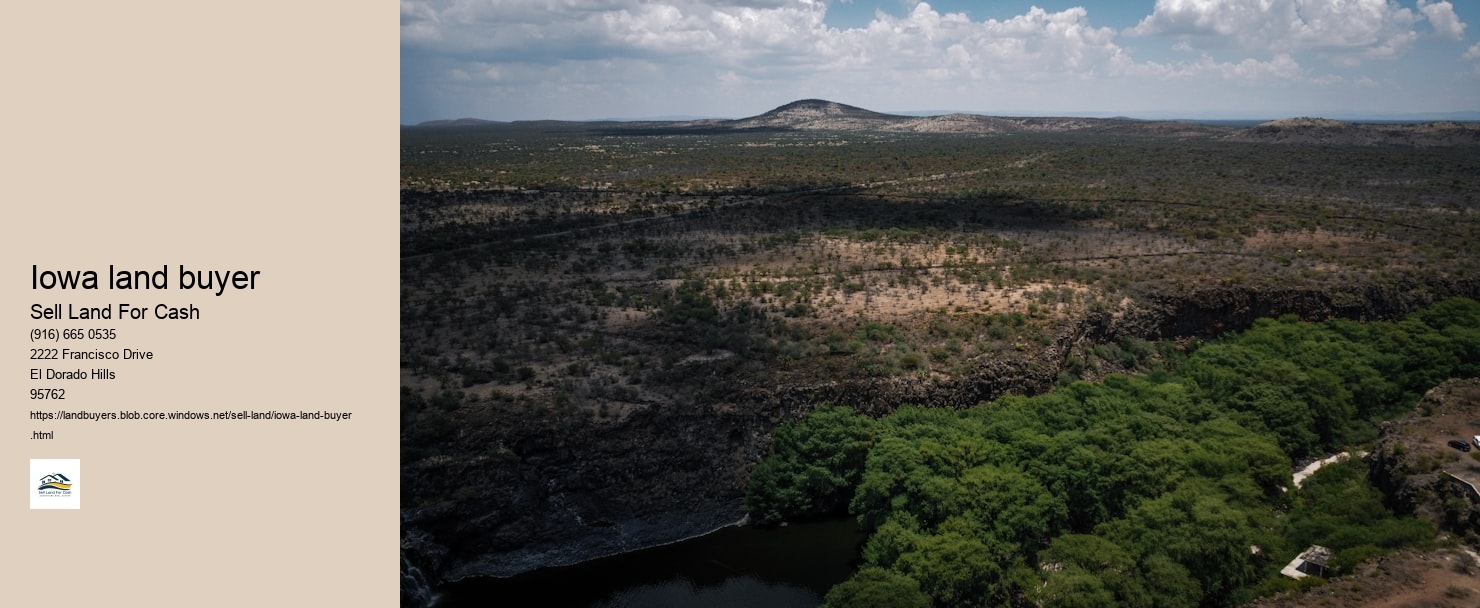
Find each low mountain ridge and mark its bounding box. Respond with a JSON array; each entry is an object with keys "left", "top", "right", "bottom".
[
  {"left": 1229, "top": 116, "right": 1480, "bottom": 146},
  {"left": 414, "top": 117, "right": 505, "bottom": 127},
  {"left": 729, "top": 98, "right": 906, "bottom": 129},
  {"left": 759, "top": 98, "right": 898, "bottom": 121},
  {"left": 411, "top": 100, "right": 1480, "bottom": 145}
]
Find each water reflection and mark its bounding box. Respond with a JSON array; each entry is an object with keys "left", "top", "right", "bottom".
[{"left": 437, "top": 518, "right": 865, "bottom": 608}]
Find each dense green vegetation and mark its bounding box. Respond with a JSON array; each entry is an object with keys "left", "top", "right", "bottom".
[{"left": 746, "top": 299, "right": 1480, "bottom": 607}]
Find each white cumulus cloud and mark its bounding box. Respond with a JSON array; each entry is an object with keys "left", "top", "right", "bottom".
[
  {"left": 400, "top": 1, "right": 1479, "bottom": 121},
  {"left": 1465, "top": 42, "right": 1480, "bottom": 61},
  {"left": 1418, "top": 0, "right": 1467, "bottom": 40},
  {"left": 1128, "top": 0, "right": 1424, "bottom": 61},
  {"left": 814, "top": 4, "right": 1127, "bottom": 78}
]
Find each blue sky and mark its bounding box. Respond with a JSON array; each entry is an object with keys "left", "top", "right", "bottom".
[{"left": 402, "top": 1, "right": 1480, "bottom": 123}]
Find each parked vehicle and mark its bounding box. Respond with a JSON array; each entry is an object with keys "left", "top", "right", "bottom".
[{"left": 1449, "top": 439, "right": 1472, "bottom": 452}]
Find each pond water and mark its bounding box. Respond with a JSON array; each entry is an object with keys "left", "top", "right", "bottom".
[{"left": 434, "top": 518, "right": 866, "bottom": 608}]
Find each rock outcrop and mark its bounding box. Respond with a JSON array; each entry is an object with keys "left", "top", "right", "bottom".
[{"left": 1367, "top": 379, "right": 1480, "bottom": 534}]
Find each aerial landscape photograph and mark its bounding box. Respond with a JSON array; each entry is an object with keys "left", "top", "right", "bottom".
[{"left": 399, "top": 1, "right": 1480, "bottom": 606}]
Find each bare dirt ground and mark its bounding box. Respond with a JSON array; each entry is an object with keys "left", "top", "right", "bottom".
[
  {"left": 1250, "top": 549, "right": 1480, "bottom": 608},
  {"left": 1415, "top": 381, "right": 1480, "bottom": 492}
]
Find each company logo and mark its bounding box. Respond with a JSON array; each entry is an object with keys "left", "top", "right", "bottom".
[
  {"left": 30, "top": 458, "right": 80, "bottom": 509},
  {"left": 38, "top": 473, "right": 73, "bottom": 493}
]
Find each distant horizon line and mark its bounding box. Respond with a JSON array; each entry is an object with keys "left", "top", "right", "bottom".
[{"left": 408, "top": 101, "right": 1480, "bottom": 126}]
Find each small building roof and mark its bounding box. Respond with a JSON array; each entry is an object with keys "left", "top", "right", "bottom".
[{"left": 1279, "top": 545, "right": 1333, "bottom": 580}]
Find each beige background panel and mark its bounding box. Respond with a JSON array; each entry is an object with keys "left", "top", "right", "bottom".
[{"left": 2, "top": 2, "right": 397, "bottom": 606}]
